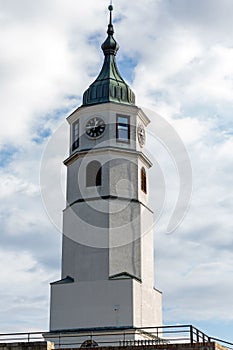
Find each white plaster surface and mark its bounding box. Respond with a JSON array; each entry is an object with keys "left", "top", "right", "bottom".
[
  {"left": 67, "top": 103, "right": 150, "bottom": 154},
  {"left": 49, "top": 103, "right": 162, "bottom": 338},
  {"left": 50, "top": 278, "right": 162, "bottom": 332},
  {"left": 50, "top": 279, "right": 133, "bottom": 331}
]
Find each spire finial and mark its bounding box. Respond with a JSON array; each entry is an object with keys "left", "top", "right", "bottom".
[
  {"left": 109, "top": 0, "right": 113, "bottom": 12},
  {"left": 101, "top": 2, "right": 118, "bottom": 55},
  {"left": 107, "top": 3, "right": 114, "bottom": 36}
]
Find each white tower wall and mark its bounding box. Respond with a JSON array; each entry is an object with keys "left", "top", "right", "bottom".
[{"left": 49, "top": 102, "right": 162, "bottom": 336}]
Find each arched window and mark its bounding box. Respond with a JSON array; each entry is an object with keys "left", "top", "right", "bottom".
[
  {"left": 141, "top": 167, "right": 147, "bottom": 194},
  {"left": 86, "top": 161, "right": 102, "bottom": 187}
]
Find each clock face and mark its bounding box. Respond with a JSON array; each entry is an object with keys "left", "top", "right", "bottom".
[
  {"left": 85, "top": 117, "right": 106, "bottom": 138},
  {"left": 137, "top": 124, "right": 146, "bottom": 146}
]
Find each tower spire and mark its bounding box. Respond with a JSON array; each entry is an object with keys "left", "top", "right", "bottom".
[
  {"left": 82, "top": 4, "right": 135, "bottom": 106},
  {"left": 101, "top": 4, "right": 119, "bottom": 56}
]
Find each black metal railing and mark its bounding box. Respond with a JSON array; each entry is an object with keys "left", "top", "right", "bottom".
[
  {"left": 0, "top": 331, "right": 44, "bottom": 343},
  {"left": 0, "top": 325, "right": 232, "bottom": 349}
]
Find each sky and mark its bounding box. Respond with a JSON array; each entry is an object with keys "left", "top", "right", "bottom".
[{"left": 0, "top": 0, "right": 233, "bottom": 343}]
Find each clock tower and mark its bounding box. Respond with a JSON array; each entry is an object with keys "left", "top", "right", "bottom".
[{"left": 48, "top": 5, "right": 162, "bottom": 346}]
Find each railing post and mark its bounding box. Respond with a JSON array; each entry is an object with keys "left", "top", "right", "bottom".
[
  {"left": 190, "top": 325, "right": 194, "bottom": 344},
  {"left": 197, "top": 329, "right": 199, "bottom": 343}
]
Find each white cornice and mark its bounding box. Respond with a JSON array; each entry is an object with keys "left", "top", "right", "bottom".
[
  {"left": 137, "top": 108, "right": 151, "bottom": 126},
  {"left": 67, "top": 102, "right": 144, "bottom": 124},
  {"left": 64, "top": 146, "right": 153, "bottom": 168}
]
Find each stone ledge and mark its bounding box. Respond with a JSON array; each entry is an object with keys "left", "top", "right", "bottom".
[
  {"left": 0, "top": 342, "right": 53, "bottom": 350},
  {"left": 61, "top": 342, "right": 226, "bottom": 350},
  {"left": 0, "top": 342, "right": 227, "bottom": 350}
]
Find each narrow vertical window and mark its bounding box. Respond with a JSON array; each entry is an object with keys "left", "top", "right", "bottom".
[
  {"left": 72, "top": 120, "right": 79, "bottom": 151},
  {"left": 141, "top": 167, "right": 147, "bottom": 194},
  {"left": 116, "top": 115, "right": 130, "bottom": 142},
  {"left": 86, "top": 161, "right": 102, "bottom": 187}
]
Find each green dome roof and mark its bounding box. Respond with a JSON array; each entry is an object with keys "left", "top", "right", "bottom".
[{"left": 82, "top": 6, "right": 135, "bottom": 107}]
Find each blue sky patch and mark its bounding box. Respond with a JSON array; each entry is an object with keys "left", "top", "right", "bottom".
[
  {"left": 114, "top": 14, "right": 125, "bottom": 24},
  {"left": 118, "top": 55, "right": 138, "bottom": 83},
  {"left": 44, "top": 96, "right": 81, "bottom": 122},
  {"left": 0, "top": 145, "right": 18, "bottom": 168},
  {"left": 32, "top": 96, "right": 81, "bottom": 144},
  {"left": 32, "top": 127, "right": 52, "bottom": 144},
  {"left": 87, "top": 32, "right": 102, "bottom": 49}
]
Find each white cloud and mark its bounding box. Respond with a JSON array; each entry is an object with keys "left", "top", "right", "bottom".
[
  {"left": 154, "top": 125, "right": 233, "bottom": 324},
  {"left": 0, "top": 249, "right": 57, "bottom": 332},
  {"left": 0, "top": 0, "right": 108, "bottom": 145},
  {"left": 0, "top": 173, "right": 38, "bottom": 198}
]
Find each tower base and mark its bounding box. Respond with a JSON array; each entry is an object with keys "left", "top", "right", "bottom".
[{"left": 50, "top": 278, "right": 162, "bottom": 331}]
